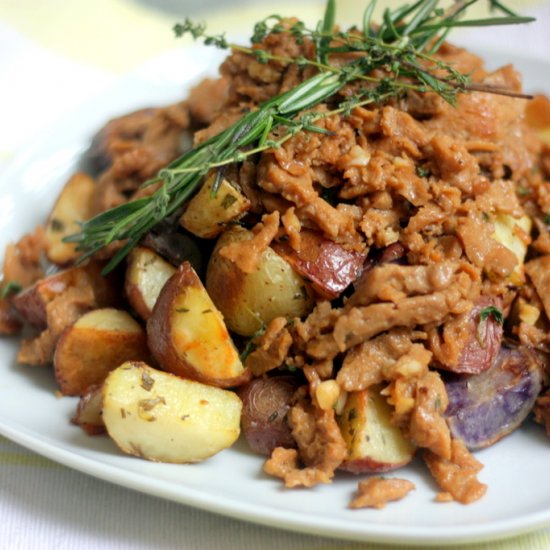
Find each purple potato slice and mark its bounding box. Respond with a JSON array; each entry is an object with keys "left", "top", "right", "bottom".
[{"left": 444, "top": 344, "right": 543, "bottom": 450}]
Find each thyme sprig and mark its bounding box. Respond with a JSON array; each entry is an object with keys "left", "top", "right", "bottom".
[{"left": 67, "top": 0, "right": 534, "bottom": 273}]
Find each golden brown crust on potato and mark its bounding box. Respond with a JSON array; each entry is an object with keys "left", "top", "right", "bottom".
[
  {"left": 54, "top": 308, "right": 150, "bottom": 396},
  {"left": 147, "top": 262, "right": 250, "bottom": 388},
  {"left": 102, "top": 361, "right": 242, "bottom": 463}
]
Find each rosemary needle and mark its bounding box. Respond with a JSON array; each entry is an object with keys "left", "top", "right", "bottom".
[{"left": 66, "top": 0, "right": 535, "bottom": 273}]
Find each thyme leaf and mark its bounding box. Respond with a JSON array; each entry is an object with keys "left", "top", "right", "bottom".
[
  {"left": 477, "top": 305, "right": 504, "bottom": 347},
  {"left": 1, "top": 281, "right": 22, "bottom": 300},
  {"left": 479, "top": 305, "right": 504, "bottom": 325}
]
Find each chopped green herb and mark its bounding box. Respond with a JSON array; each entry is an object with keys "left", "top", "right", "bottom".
[
  {"left": 320, "top": 186, "right": 339, "bottom": 206},
  {"left": 239, "top": 321, "right": 267, "bottom": 362},
  {"left": 221, "top": 194, "right": 238, "bottom": 209},
  {"left": 176, "top": 307, "right": 190, "bottom": 313},
  {"left": 543, "top": 214, "right": 550, "bottom": 225},
  {"left": 140, "top": 370, "right": 155, "bottom": 391},
  {"left": 477, "top": 305, "right": 504, "bottom": 347},
  {"left": 1, "top": 281, "right": 22, "bottom": 300},
  {"left": 416, "top": 166, "right": 431, "bottom": 178},
  {"left": 479, "top": 305, "right": 504, "bottom": 325},
  {"left": 50, "top": 218, "right": 65, "bottom": 232}
]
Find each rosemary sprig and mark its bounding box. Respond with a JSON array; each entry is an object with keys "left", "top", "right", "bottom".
[{"left": 67, "top": 0, "right": 534, "bottom": 273}]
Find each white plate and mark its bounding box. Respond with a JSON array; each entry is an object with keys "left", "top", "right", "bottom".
[{"left": 0, "top": 47, "right": 549, "bottom": 547}]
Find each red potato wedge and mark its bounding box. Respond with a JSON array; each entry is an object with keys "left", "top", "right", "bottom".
[
  {"left": 180, "top": 172, "right": 251, "bottom": 239},
  {"left": 125, "top": 247, "right": 176, "bottom": 320},
  {"left": 72, "top": 384, "right": 105, "bottom": 436},
  {"left": 337, "top": 387, "right": 415, "bottom": 474},
  {"left": 272, "top": 230, "right": 366, "bottom": 300},
  {"left": 12, "top": 262, "right": 120, "bottom": 329},
  {"left": 147, "top": 261, "right": 250, "bottom": 388},
  {"left": 102, "top": 361, "right": 242, "bottom": 463},
  {"left": 238, "top": 376, "right": 300, "bottom": 456},
  {"left": 44, "top": 172, "right": 96, "bottom": 265},
  {"left": 54, "top": 308, "right": 150, "bottom": 396},
  {"left": 430, "top": 297, "right": 503, "bottom": 375},
  {"left": 206, "top": 226, "right": 314, "bottom": 337}
]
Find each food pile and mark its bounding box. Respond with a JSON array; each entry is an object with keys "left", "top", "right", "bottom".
[{"left": 2, "top": 1, "right": 550, "bottom": 509}]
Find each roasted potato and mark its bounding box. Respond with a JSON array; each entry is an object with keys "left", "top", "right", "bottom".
[
  {"left": 491, "top": 213, "right": 532, "bottom": 286},
  {"left": 238, "top": 375, "right": 300, "bottom": 456},
  {"left": 125, "top": 247, "right": 176, "bottom": 320},
  {"left": 431, "top": 297, "right": 503, "bottom": 374},
  {"left": 102, "top": 361, "right": 242, "bottom": 463},
  {"left": 72, "top": 384, "right": 105, "bottom": 436},
  {"left": 44, "top": 172, "right": 95, "bottom": 265},
  {"left": 180, "top": 171, "right": 251, "bottom": 238},
  {"left": 337, "top": 386, "right": 415, "bottom": 474},
  {"left": 444, "top": 344, "right": 543, "bottom": 450},
  {"left": 142, "top": 228, "right": 207, "bottom": 277},
  {"left": 272, "top": 230, "right": 365, "bottom": 299},
  {"left": 12, "top": 262, "right": 120, "bottom": 329},
  {"left": 147, "top": 261, "right": 250, "bottom": 387},
  {"left": 54, "top": 308, "right": 150, "bottom": 396},
  {"left": 206, "top": 226, "right": 314, "bottom": 336}
]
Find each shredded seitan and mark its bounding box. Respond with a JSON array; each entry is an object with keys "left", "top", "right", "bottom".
[
  {"left": 349, "top": 477, "right": 416, "bottom": 509},
  {"left": 424, "top": 439, "right": 487, "bottom": 504}
]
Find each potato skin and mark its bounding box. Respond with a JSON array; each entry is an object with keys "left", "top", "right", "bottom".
[
  {"left": 456, "top": 298, "right": 503, "bottom": 374},
  {"left": 206, "top": 226, "right": 314, "bottom": 337},
  {"left": 147, "top": 261, "right": 250, "bottom": 388},
  {"left": 272, "top": 230, "right": 366, "bottom": 300},
  {"left": 337, "top": 387, "right": 415, "bottom": 474},
  {"left": 125, "top": 247, "right": 176, "bottom": 320},
  {"left": 432, "top": 297, "right": 503, "bottom": 375},
  {"left": 102, "top": 361, "right": 242, "bottom": 463},
  {"left": 54, "top": 308, "right": 150, "bottom": 396},
  {"left": 238, "top": 376, "right": 300, "bottom": 456}
]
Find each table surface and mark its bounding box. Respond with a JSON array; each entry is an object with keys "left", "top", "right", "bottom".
[{"left": 1, "top": 1, "right": 550, "bottom": 549}]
